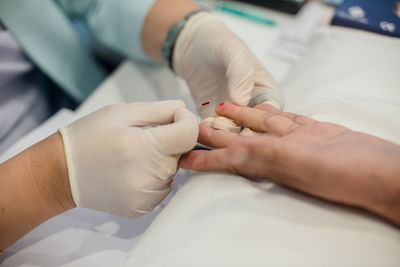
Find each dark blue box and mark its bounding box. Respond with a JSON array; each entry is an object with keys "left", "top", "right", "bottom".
[{"left": 332, "top": 0, "right": 400, "bottom": 38}]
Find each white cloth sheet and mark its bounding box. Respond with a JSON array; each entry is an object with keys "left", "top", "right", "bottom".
[{"left": 126, "top": 173, "right": 400, "bottom": 267}]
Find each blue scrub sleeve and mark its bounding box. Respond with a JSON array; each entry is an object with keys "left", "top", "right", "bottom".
[{"left": 55, "top": 0, "right": 157, "bottom": 63}]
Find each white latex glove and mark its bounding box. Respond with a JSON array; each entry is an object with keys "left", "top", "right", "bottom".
[
  {"left": 203, "top": 116, "right": 257, "bottom": 136},
  {"left": 202, "top": 116, "right": 241, "bottom": 133},
  {"left": 173, "top": 12, "right": 284, "bottom": 118},
  {"left": 59, "top": 100, "right": 198, "bottom": 218}
]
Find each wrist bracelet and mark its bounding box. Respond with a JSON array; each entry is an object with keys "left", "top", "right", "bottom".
[
  {"left": 248, "top": 88, "right": 285, "bottom": 109},
  {"left": 161, "top": 9, "right": 206, "bottom": 70}
]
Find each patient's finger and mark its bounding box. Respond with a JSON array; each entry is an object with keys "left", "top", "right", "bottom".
[
  {"left": 216, "top": 102, "right": 299, "bottom": 136},
  {"left": 179, "top": 149, "right": 233, "bottom": 172},
  {"left": 198, "top": 123, "right": 240, "bottom": 148},
  {"left": 254, "top": 104, "right": 316, "bottom": 125},
  {"left": 180, "top": 135, "right": 315, "bottom": 193},
  {"left": 180, "top": 135, "right": 286, "bottom": 176},
  {"left": 280, "top": 112, "right": 316, "bottom": 125},
  {"left": 253, "top": 103, "right": 281, "bottom": 113}
]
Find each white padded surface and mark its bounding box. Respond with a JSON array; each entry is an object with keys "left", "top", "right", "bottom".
[
  {"left": 125, "top": 27, "right": 400, "bottom": 266},
  {"left": 126, "top": 173, "right": 400, "bottom": 267},
  {"left": 282, "top": 26, "right": 400, "bottom": 144}
]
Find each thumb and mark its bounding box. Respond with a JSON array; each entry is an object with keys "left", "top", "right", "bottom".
[
  {"left": 147, "top": 107, "right": 199, "bottom": 155},
  {"left": 225, "top": 48, "right": 255, "bottom": 106},
  {"left": 225, "top": 46, "right": 280, "bottom": 107}
]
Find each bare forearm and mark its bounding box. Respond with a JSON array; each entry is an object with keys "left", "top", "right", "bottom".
[
  {"left": 0, "top": 133, "right": 74, "bottom": 250},
  {"left": 142, "top": 0, "right": 200, "bottom": 62}
]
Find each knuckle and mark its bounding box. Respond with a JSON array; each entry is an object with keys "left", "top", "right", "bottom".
[
  {"left": 267, "top": 139, "right": 281, "bottom": 166},
  {"left": 173, "top": 99, "right": 185, "bottom": 107},
  {"left": 261, "top": 113, "right": 277, "bottom": 131},
  {"left": 116, "top": 129, "right": 146, "bottom": 160},
  {"left": 283, "top": 123, "right": 299, "bottom": 136},
  {"left": 293, "top": 114, "right": 302, "bottom": 122},
  {"left": 235, "top": 106, "right": 247, "bottom": 119},
  {"left": 292, "top": 114, "right": 307, "bottom": 125},
  {"left": 281, "top": 112, "right": 295, "bottom": 120},
  {"left": 227, "top": 141, "right": 251, "bottom": 170}
]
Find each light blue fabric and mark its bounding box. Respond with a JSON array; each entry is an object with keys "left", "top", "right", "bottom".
[
  {"left": 0, "top": 24, "right": 52, "bottom": 153},
  {"left": 0, "top": 0, "right": 157, "bottom": 102},
  {"left": 0, "top": 0, "right": 106, "bottom": 102},
  {"left": 56, "top": 0, "right": 157, "bottom": 63},
  {"left": 0, "top": 0, "right": 157, "bottom": 152}
]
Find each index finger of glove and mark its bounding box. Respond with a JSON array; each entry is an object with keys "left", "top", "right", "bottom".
[
  {"left": 147, "top": 107, "right": 199, "bottom": 155},
  {"left": 125, "top": 100, "right": 186, "bottom": 126}
]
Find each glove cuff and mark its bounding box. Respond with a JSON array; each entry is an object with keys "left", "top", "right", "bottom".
[
  {"left": 161, "top": 9, "right": 207, "bottom": 69},
  {"left": 248, "top": 88, "right": 285, "bottom": 110},
  {"left": 173, "top": 12, "right": 224, "bottom": 77},
  {"left": 58, "top": 127, "right": 81, "bottom": 207}
]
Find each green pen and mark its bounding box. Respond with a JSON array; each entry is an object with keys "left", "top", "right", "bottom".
[{"left": 216, "top": 2, "right": 276, "bottom": 26}]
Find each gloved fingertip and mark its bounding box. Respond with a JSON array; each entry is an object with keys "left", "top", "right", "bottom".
[
  {"left": 175, "top": 106, "right": 197, "bottom": 121},
  {"left": 212, "top": 116, "right": 241, "bottom": 133},
  {"left": 240, "top": 127, "right": 258, "bottom": 136},
  {"left": 175, "top": 108, "right": 199, "bottom": 138},
  {"left": 201, "top": 117, "right": 215, "bottom": 126},
  {"left": 229, "top": 84, "right": 253, "bottom": 106},
  {"left": 149, "top": 107, "right": 199, "bottom": 154},
  {"left": 170, "top": 99, "right": 186, "bottom": 108},
  {"left": 233, "top": 98, "right": 250, "bottom": 107}
]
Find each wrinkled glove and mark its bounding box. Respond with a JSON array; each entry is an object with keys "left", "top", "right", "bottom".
[
  {"left": 173, "top": 12, "right": 284, "bottom": 117},
  {"left": 59, "top": 100, "right": 198, "bottom": 218}
]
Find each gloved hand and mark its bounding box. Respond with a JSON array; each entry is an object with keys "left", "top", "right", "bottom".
[
  {"left": 59, "top": 100, "right": 198, "bottom": 218},
  {"left": 173, "top": 12, "right": 284, "bottom": 118}
]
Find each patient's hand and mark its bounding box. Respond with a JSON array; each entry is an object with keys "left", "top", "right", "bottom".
[{"left": 180, "top": 102, "right": 400, "bottom": 224}]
